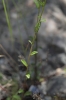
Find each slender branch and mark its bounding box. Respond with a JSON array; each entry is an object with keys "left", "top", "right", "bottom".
[{"left": 27, "top": 6, "right": 44, "bottom": 67}]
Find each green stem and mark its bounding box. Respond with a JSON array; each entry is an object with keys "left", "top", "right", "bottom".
[
  {"left": 2, "top": 0, "right": 14, "bottom": 43},
  {"left": 28, "top": 6, "right": 44, "bottom": 66}
]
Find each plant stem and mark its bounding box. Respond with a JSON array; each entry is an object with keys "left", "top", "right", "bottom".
[
  {"left": 2, "top": 0, "right": 14, "bottom": 43},
  {"left": 28, "top": 6, "right": 44, "bottom": 66}
]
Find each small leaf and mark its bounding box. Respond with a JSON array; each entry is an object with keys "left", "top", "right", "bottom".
[
  {"left": 26, "top": 74, "right": 30, "bottom": 79},
  {"left": 30, "top": 51, "right": 38, "bottom": 56},
  {"left": 41, "top": 18, "right": 46, "bottom": 22},
  {"left": 13, "top": 95, "right": 21, "bottom": 100},
  {"left": 33, "top": 0, "right": 40, "bottom": 8},
  {"left": 18, "top": 89, "right": 24, "bottom": 94},
  {"left": 28, "top": 40, "right": 32, "bottom": 44},
  {"left": 24, "top": 91, "right": 32, "bottom": 96},
  {"left": 21, "top": 59, "right": 28, "bottom": 67}
]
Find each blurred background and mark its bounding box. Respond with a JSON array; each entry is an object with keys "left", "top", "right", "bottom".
[{"left": 0, "top": 0, "right": 66, "bottom": 99}]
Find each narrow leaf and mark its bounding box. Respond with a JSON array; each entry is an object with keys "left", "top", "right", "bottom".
[
  {"left": 28, "top": 40, "right": 32, "bottom": 44},
  {"left": 33, "top": 0, "right": 40, "bottom": 8},
  {"left": 41, "top": 18, "right": 46, "bottom": 22},
  {"left": 21, "top": 59, "right": 28, "bottom": 67},
  {"left": 24, "top": 91, "right": 32, "bottom": 96},
  {"left": 26, "top": 74, "right": 30, "bottom": 79},
  {"left": 2, "top": 0, "right": 13, "bottom": 42},
  {"left": 18, "top": 89, "right": 24, "bottom": 94},
  {"left": 30, "top": 51, "right": 38, "bottom": 56},
  {"left": 13, "top": 95, "right": 21, "bottom": 100}
]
